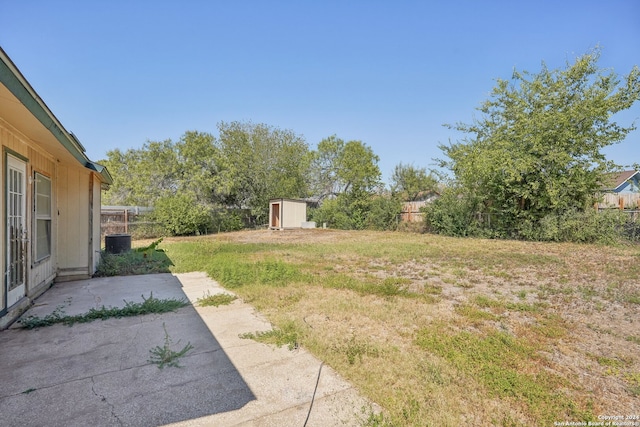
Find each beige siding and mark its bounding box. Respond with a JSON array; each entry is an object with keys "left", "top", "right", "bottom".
[
  {"left": 57, "top": 164, "right": 91, "bottom": 278},
  {"left": 283, "top": 201, "right": 307, "bottom": 228},
  {"left": 91, "top": 174, "right": 102, "bottom": 273},
  {"left": 0, "top": 119, "right": 57, "bottom": 300}
]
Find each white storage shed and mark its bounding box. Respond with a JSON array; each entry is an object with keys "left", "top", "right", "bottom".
[{"left": 269, "top": 199, "right": 308, "bottom": 230}]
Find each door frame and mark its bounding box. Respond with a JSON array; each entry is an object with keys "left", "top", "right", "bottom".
[
  {"left": 270, "top": 202, "right": 281, "bottom": 229},
  {"left": 4, "top": 152, "right": 28, "bottom": 310}
]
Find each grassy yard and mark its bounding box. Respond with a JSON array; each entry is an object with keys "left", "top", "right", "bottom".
[{"left": 142, "top": 229, "right": 640, "bottom": 426}]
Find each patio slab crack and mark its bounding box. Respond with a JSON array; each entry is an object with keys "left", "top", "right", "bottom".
[{"left": 91, "top": 376, "right": 123, "bottom": 426}]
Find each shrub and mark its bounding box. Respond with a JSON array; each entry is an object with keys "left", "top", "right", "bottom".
[
  {"left": 424, "top": 189, "right": 632, "bottom": 244},
  {"left": 311, "top": 193, "right": 401, "bottom": 231},
  {"left": 211, "top": 209, "right": 246, "bottom": 233},
  {"left": 533, "top": 209, "right": 627, "bottom": 244},
  {"left": 367, "top": 195, "right": 402, "bottom": 231},
  {"left": 422, "top": 189, "right": 477, "bottom": 237},
  {"left": 152, "top": 193, "right": 212, "bottom": 236}
]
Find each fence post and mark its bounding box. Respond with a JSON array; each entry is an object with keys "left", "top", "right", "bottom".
[{"left": 124, "top": 209, "right": 129, "bottom": 233}]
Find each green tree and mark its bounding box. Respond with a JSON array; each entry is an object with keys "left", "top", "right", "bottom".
[
  {"left": 390, "top": 163, "right": 438, "bottom": 201},
  {"left": 215, "top": 121, "right": 310, "bottom": 223},
  {"left": 309, "top": 136, "right": 382, "bottom": 200},
  {"left": 175, "top": 131, "right": 220, "bottom": 203},
  {"left": 437, "top": 48, "right": 640, "bottom": 238},
  {"left": 101, "top": 139, "right": 179, "bottom": 206},
  {"left": 309, "top": 137, "right": 383, "bottom": 229}
]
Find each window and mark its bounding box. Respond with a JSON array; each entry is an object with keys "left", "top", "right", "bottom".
[{"left": 34, "top": 173, "right": 51, "bottom": 261}]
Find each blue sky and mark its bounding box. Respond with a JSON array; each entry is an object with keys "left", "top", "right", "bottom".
[{"left": 1, "top": 0, "right": 639, "bottom": 183}]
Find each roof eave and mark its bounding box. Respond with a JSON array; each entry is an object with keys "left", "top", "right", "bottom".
[{"left": 0, "top": 46, "right": 111, "bottom": 184}]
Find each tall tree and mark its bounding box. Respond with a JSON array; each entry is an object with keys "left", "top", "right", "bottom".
[
  {"left": 309, "top": 137, "right": 384, "bottom": 229},
  {"left": 309, "top": 136, "right": 381, "bottom": 200},
  {"left": 175, "top": 130, "right": 219, "bottom": 203},
  {"left": 438, "top": 48, "right": 640, "bottom": 235},
  {"left": 215, "top": 121, "right": 310, "bottom": 222},
  {"left": 101, "top": 139, "right": 178, "bottom": 206},
  {"left": 390, "top": 163, "right": 438, "bottom": 201}
]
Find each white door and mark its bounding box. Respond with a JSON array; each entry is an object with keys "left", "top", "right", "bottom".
[{"left": 6, "top": 155, "right": 27, "bottom": 307}]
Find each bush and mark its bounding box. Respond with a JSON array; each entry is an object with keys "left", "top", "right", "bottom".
[
  {"left": 422, "top": 189, "right": 477, "bottom": 237},
  {"left": 152, "top": 193, "right": 212, "bottom": 236},
  {"left": 211, "top": 209, "right": 245, "bottom": 233},
  {"left": 367, "top": 196, "right": 402, "bottom": 231},
  {"left": 310, "top": 193, "right": 401, "bottom": 231},
  {"left": 535, "top": 209, "right": 628, "bottom": 244},
  {"left": 423, "top": 187, "right": 635, "bottom": 244}
]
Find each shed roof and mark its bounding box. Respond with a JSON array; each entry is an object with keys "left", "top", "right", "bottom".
[{"left": 0, "top": 46, "right": 112, "bottom": 185}]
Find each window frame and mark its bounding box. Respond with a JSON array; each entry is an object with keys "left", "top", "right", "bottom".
[{"left": 33, "top": 171, "right": 52, "bottom": 263}]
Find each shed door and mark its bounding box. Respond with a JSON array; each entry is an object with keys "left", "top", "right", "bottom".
[
  {"left": 271, "top": 203, "right": 280, "bottom": 228},
  {"left": 6, "top": 155, "right": 27, "bottom": 307}
]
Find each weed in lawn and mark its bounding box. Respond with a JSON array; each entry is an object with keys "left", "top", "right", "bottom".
[
  {"left": 204, "top": 253, "right": 303, "bottom": 288},
  {"left": 595, "top": 355, "right": 626, "bottom": 374},
  {"left": 361, "top": 411, "right": 393, "bottom": 427},
  {"left": 369, "top": 277, "right": 410, "bottom": 298},
  {"left": 531, "top": 313, "right": 568, "bottom": 339},
  {"left": 95, "top": 245, "right": 173, "bottom": 277},
  {"left": 19, "top": 293, "right": 188, "bottom": 329},
  {"left": 196, "top": 291, "right": 237, "bottom": 307},
  {"left": 134, "top": 237, "right": 165, "bottom": 254},
  {"left": 334, "top": 335, "right": 381, "bottom": 365},
  {"left": 473, "top": 295, "right": 504, "bottom": 309},
  {"left": 625, "top": 373, "right": 640, "bottom": 397},
  {"left": 319, "top": 273, "right": 414, "bottom": 299},
  {"left": 578, "top": 285, "right": 598, "bottom": 300},
  {"left": 423, "top": 284, "right": 442, "bottom": 295},
  {"left": 516, "top": 290, "right": 527, "bottom": 300},
  {"left": 625, "top": 292, "right": 640, "bottom": 304},
  {"left": 625, "top": 335, "right": 640, "bottom": 345},
  {"left": 416, "top": 326, "right": 591, "bottom": 424},
  {"left": 455, "top": 304, "right": 499, "bottom": 323},
  {"left": 419, "top": 359, "right": 447, "bottom": 386},
  {"left": 537, "top": 284, "right": 573, "bottom": 300},
  {"left": 239, "top": 320, "right": 301, "bottom": 350},
  {"left": 505, "top": 301, "right": 544, "bottom": 313},
  {"left": 148, "top": 323, "right": 194, "bottom": 369}
]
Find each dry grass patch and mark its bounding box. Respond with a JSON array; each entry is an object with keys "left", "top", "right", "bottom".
[{"left": 161, "top": 229, "right": 640, "bottom": 425}]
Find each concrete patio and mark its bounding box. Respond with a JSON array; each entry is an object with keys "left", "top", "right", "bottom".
[{"left": 0, "top": 272, "right": 376, "bottom": 426}]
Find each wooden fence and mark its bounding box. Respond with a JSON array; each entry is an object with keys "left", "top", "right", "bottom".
[
  {"left": 101, "top": 206, "right": 154, "bottom": 237},
  {"left": 598, "top": 193, "right": 640, "bottom": 210},
  {"left": 401, "top": 201, "right": 427, "bottom": 223}
]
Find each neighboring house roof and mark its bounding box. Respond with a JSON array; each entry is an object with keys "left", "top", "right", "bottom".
[
  {"left": 404, "top": 190, "right": 441, "bottom": 203},
  {"left": 0, "top": 46, "right": 112, "bottom": 185},
  {"left": 602, "top": 170, "right": 640, "bottom": 192}
]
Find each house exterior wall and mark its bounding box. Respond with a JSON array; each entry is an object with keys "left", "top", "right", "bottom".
[
  {"left": 91, "top": 175, "right": 102, "bottom": 273},
  {"left": 0, "top": 119, "right": 58, "bottom": 327},
  {"left": 0, "top": 47, "right": 111, "bottom": 327},
  {"left": 616, "top": 176, "right": 640, "bottom": 194},
  {"left": 56, "top": 164, "right": 92, "bottom": 281}
]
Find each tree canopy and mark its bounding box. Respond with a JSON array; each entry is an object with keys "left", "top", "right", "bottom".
[
  {"left": 308, "top": 137, "right": 388, "bottom": 229},
  {"left": 215, "top": 121, "right": 310, "bottom": 222},
  {"left": 308, "top": 135, "right": 382, "bottom": 201},
  {"left": 390, "top": 163, "right": 438, "bottom": 201},
  {"left": 435, "top": 48, "right": 640, "bottom": 237}
]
